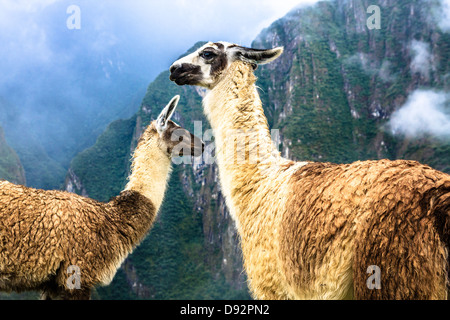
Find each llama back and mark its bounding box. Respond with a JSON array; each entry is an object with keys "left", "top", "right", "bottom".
[
  {"left": 352, "top": 161, "right": 450, "bottom": 299},
  {"left": 279, "top": 159, "right": 450, "bottom": 299}
]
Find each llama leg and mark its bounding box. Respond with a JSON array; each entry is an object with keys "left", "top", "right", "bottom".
[
  {"left": 41, "top": 283, "right": 91, "bottom": 300},
  {"left": 40, "top": 279, "right": 60, "bottom": 300},
  {"left": 40, "top": 291, "right": 52, "bottom": 300}
]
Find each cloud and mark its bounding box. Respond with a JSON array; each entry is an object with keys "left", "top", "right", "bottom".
[
  {"left": 409, "top": 40, "right": 433, "bottom": 79},
  {"left": 388, "top": 90, "right": 450, "bottom": 140},
  {"left": 436, "top": 0, "right": 450, "bottom": 31},
  {"left": 249, "top": 0, "right": 322, "bottom": 40},
  {"left": 378, "top": 60, "right": 396, "bottom": 82},
  {"left": 0, "top": 0, "right": 322, "bottom": 79},
  {"left": 120, "top": 0, "right": 321, "bottom": 53},
  {"left": 344, "top": 53, "right": 396, "bottom": 82}
]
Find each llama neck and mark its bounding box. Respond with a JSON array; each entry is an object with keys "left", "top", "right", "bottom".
[
  {"left": 124, "top": 130, "right": 172, "bottom": 211},
  {"left": 203, "top": 61, "right": 290, "bottom": 226},
  {"left": 204, "top": 61, "right": 281, "bottom": 168},
  {"left": 99, "top": 131, "right": 171, "bottom": 285}
]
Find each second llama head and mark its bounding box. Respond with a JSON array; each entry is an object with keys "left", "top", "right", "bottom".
[{"left": 148, "top": 95, "right": 204, "bottom": 158}]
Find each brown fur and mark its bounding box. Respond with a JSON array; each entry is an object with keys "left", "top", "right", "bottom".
[
  {"left": 170, "top": 43, "right": 450, "bottom": 300},
  {"left": 282, "top": 160, "right": 450, "bottom": 299},
  {"left": 0, "top": 185, "right": 154, "bottom": 299}
]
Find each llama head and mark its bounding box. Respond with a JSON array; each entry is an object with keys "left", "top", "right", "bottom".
[
  {"left": 169, "top": 41, "right": 283, "bottom": 89},
  {"left": 151, "top": 95, "right": 204, "bottom": 157}
]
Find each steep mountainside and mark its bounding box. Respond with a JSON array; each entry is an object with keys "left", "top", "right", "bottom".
[
  {"left": 3, "top": 0, "right": 447, "bottom": 300},
  {"left": 0, "top": 126, "right": 26, "bottom": 185},
  {"left": 254, "top": 0, "right": 449, "bottom": 171}
]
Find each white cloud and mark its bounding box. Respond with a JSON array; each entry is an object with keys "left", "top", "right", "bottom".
[
  {"left": 0, "top": 0, "right": 59, "bottom": 13},
  {"left": 437, "top": 0, "right": 450, "bottom": 31},
  {"left": 249, "top": 0, "right": 322, "bottom": 40},
  {"left": 409, "top": 40, "right": 432, "bottom": 79},
  {"left": 388, "top": 90, "right": 450, "bottom": 140},
  {"left": 378, "top": 60, "right": 396, "bottom": 82},
  {"left": 344, "top": 53, "right": 396, "bottom": 82}
]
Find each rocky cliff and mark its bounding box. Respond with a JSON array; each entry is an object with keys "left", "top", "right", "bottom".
[{"left": 254, "top": 0, "right": 449, "bottom": 170}]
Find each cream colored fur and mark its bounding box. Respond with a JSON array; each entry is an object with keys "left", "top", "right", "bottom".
[
  {"left": 125, "top": 129, "right": 172, "bottom": 209},
  {"left": 203, "top": 61, "right": 309, "bottom": 298}
]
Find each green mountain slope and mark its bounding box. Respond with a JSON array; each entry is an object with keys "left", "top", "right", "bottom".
[
  {"left": 0, "top": 126, "right": 26, "bottom": 185},
  {"left": 254, "top": 0, "right": 450, "bottom": 171},
  {"left": 68, "top": 117, "right": 137, "bottom": 202}
]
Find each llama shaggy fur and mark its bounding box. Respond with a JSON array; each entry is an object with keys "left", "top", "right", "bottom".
[
  {"left": 0, "top": 182, "right": 154, "bottom": 299},
  {"left": 170, "top": 41, "right": 450, "bottom": 300},
  {"left": 0, "top": 96, "right": 203, "bottom": 299}
]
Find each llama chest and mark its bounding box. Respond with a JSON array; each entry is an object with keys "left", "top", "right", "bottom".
[
  {"left": 234, "top": 176, "right": 296, "bottom": 299},
  {"left": 239, "top": 209, "right": 290, "bottom": 299}
]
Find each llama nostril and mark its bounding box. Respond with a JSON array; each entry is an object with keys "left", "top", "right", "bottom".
[{"left": 169, "top": 64, "right": 179, "bottom": 74}]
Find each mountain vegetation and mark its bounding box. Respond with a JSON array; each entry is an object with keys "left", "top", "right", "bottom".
[{"left": 0, "top": 126, "right": 25, "bottom": 185}]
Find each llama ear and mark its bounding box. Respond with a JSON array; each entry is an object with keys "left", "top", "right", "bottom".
[
  {"left": 230, "top": 46, "right": 284, "bottom": 66},
  {"left": 156, "top": 95, "right": 180, "bottom": 131}
]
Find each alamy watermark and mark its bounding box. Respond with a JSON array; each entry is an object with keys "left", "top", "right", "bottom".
[
  {"left": 367, "top": 5, "right": 381, "bottom": 30},
  {"left": 66, "top": 5, "right": 81, "bottom": 30},
  {"left": 170, "top": 121, "right": 282, "bottom": 169},
  {"left": 366, "top": 265, "right": 381, "bottom": 290},
  {"left": 66, "top": 265, "right": 81, "bottom": 290}
]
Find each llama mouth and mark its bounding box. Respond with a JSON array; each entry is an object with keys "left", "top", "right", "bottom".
[
  {"left": 169, "top": 72, "right": 198, "bottom": 85},
  {"left": 170, "top": 74, "right": 191, "bottom": 85}
]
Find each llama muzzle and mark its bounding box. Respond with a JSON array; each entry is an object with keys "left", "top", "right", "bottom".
[{"left": 169, "top": 63, "right": 203, "bottom": 85}]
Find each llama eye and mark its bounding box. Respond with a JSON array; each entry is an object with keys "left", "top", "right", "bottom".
[{"left": 200, "top": 51, "right": 216, "bottom": 60}]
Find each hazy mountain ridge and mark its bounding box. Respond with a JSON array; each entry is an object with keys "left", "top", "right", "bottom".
[{"left": 0, "top": 126, "right": 26, "bottom": 185}]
